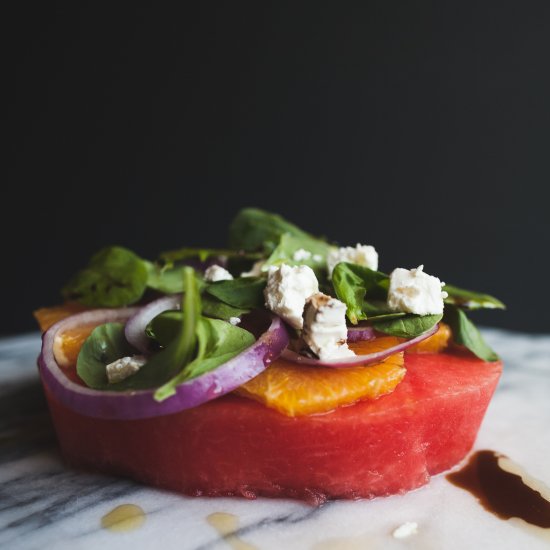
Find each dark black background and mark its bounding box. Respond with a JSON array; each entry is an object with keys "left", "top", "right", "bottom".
[{"left": 6, "top": 2, "right": 550, "bottom": 335}]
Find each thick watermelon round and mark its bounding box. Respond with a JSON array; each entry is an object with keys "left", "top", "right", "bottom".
[{"left": 43, "top": 351, "right": 502, "bottom": 504}]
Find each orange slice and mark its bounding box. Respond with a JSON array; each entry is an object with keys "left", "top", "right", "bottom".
[
  {"left": 407, "top": 322, "right": 452, "bottom": 353},
  {"left": 34, "top": 303, "right": 88, "bottom": 332},
  {"left": 236, "top": 336, "right": 406, "bottom": 417},
  {"left": 53, "top": 324, "right": 97, "bottom": 369}
]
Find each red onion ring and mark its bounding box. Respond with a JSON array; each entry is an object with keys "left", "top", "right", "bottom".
[
  {"left": 347, "top": 325, "right": 376, "bottom": 343},
  {"left": 282, "top": 324, "right": 439, "bottom": 368},
  {"left": 38, "top": 309, "right": 289, "bottom": 420},
  {"left": 125, "top": 295, "right": 181, "bottom": 353}
]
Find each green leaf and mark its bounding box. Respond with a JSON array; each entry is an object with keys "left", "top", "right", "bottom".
[
  {"left": 228, "top": 208, "right": 316, "bottom": 253},
  {"left": 331, "top": 263, "right": 390, "bottom": 324},
  {"left": 76, "top": 323, "right": 139, "bottom": 390},
  {"left": 62, "top": 246, "right": 149, "bottom": 307},
  {"left": 145, "top": 261, "right": 187, "bottom": 294},
  {"left": 159, "top": 247, "right": 261, "bottom": 265},
  {"left": 201, "top": 295, "right": 249, "bottom": 321},
  {"left": 444, "top": 284, "right": 505, "bottom": 310},
  {"left": 206, "top": 277, "right": 266, "bottom": 309},
  {"left": 154, "top": 317, "right": 255, "bottom": 401},
  {"left": 373, "top": 313, "right": 443, "bottom": 338},
  {"left": 444, "top": 306, "right": 499, "bottom": 361},
  {"left": 264, "top": 233, "right": 333, "bottom": 277}
]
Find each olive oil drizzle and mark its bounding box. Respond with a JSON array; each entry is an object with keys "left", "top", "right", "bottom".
[
  {"left": 207, "top": 512, "right": 257, "bottom": 550},
  {"left": 101, "top": 504, "right": 146, "bottom": 532},
  {"left": 447, "top": 450, "right": 550, "bottom": 529}
]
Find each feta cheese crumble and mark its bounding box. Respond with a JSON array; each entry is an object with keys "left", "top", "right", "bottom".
[
  {"left": 204, "top": 264, "right": 234, "bottom": 282},
  {"left": 264, "top": 264, "right": 319, "bottom": 329},
  {"left": 292, "top": 248, "right": 312, "bottom": 261},
  {"left": 327, "top": 244, "right": 379, "bottom": 278},
  {"left": 302, "top": 293, "right": 355, "bottom": 360},
  {"left": 229, "top": 316, "right": 241, "bottom": 326},
  {"left": 240, "top": 260, "right": 265, "bottom": 278},
  {"left": 387, "top": 265, "right": 448, "bottom": 315},
  {"left": 392, "top": 521, "right": 418, "bottom": 539},
  {"left": 106, "top": 355, "right": 147, "bottom": 384}
]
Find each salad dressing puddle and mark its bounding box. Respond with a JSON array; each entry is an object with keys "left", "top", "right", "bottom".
[
  {"left": 207, "top": 512, "right": 257, "bottom": 550},
  {"left": 447, "top": 450, "right": 550, "bottom": 539},
  {"left": 101, "top": 503, "right": 146, "bottom": 532}
]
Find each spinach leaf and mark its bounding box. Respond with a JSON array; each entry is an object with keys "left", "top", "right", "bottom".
[
  {"left": 76, "top": 322, "right": 139, "bottom": 389},
  {"left": 62, "top": 246, "right": 149, "bottom": 307},
  {"left": 444, "top": 306, "right": 499, "bottom": 361},
  {"left": 444, "top": 285, "right": 505, "bottom": 310},
  {"left": 145, "top": 261, "right": 187, "bottom": 294},
  {"left": 206, "top": 277, "right": 266, "bottom": 309},
  {"left": 373, "top": 313, "right": 442, "bottom": 338},
  {"left": 159, "top": 247, "right": 261, "bottom": 265},
  {"left": 332, "top": 263, "right": 390, "bottom": 324},
  {"left": 154, "top": 317, "right": 255, "bottom": 401},
  {"left": 201, "top": 295, "right": 249, "bottom": 320},
  {"left": 228, "top": 208, "right": 316, "bottom": 253},
  {"left": 264, "top": 233, "right": 333, "bottom": 276}
]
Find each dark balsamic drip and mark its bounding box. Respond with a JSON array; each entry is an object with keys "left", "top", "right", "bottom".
[{"left": 447, "top": 450, "right": 550, "bottom": 529}]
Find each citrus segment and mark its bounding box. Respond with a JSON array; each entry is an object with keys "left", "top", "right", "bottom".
[
  {"left": 53, "top": 324, "right": 97, "bottom": 369},
  {"left": 407, "top": 323, "right": 452, "bottom": 353},
  {"left": 237, "top": 336, "right": 406, "bottom": 417},
  {"left": 34, "top": 303, "right": 88, "bottom": 332}
]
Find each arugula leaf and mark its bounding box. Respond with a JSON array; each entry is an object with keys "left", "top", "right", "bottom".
[
  {"left": 206, "top": 277, "right": 266, "bottom": 309},
  {"left": 62, "top": 246, "right": 149, "bottom": 307},
  {"left": 373, "top": 313, "right": 442, "bottom": 338},
  {"left": 76, "top": 323, "right": 139, "bottom": 389},
  {"left": 332, "top": 263, "right": 390, "bottom": 324},
  {"left": 444, "top": 306, "right": 499, "bottom": 361},
  {"left": 444, "top": 284, "right": 505, "bottom": 310},
  {"left": 228, "top": 208, "right": 316, "bottom": 253},
  {"left": 145, "top": 261, "right": 187, "bottom": 294},
  {"left": 264, "top": 233, "right": 333, "bottom": 277},
  {"left": 154, "top": 317, "right": 255, "bottom": 401}
]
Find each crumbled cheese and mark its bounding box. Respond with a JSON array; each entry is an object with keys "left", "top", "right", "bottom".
[
  {"left": 264, "top": 264, "right": 319, "bottom": 329},
  {"left": 312, "top": 254, "right": 323, "bottom": 262},
  {"left": 327, "top": 244, "right": 379, "bottom": 277},
  {"left": 229, "top": 317, "right": 241, "bottom": 326},
  {"left": 204, "top": 264, "right": 234, "bottom": 282},
  {"left": 302, "top": 293, "right": 355, "bottom": 360},
  {"left": 392, "top": 521, "right": 418, "bottom": 539},
  {"left": 240, "top": 260, "right": 265, "bottom": 278},
  {"left": 106, "top": 355, "right": 147, "bottom": 384},
  {"left": 387, "top": 265, "right": 448, "bottom": 315},
  {"left": 292, "top": 248, "right": 312, "bottom": 261}
]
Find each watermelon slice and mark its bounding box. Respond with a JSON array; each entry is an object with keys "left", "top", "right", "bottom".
[{"left": 43, "top": 350, "right": 501, "bottom": 504}]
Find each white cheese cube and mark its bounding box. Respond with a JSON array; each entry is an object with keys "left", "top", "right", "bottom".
[
  {"left": 264, "top": 264, "right": 319, "bottom": 329},
  {"left": 387, "top": 265, "right": 448, "bottom": 315},
  {"left": 106, "top": 355, "right": 147, "bottom": 384},
  {"left": 229, "top": 316, "right": 241, "bottom": 325},
  {"left": 302, "top": 293, "right": 355, "bottom": 360},
  {"left": 204, "top": 264, "right": 234, "bottom": 282},
  {"left": 327, "top": 244, "right": 379, "bottom": 277}
]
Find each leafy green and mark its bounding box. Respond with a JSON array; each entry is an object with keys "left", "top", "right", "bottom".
[
  {"left": 373, "top": 313, "right": 443, "bottom": 338},
  {"left": 444, "top": 306, "right": 499, "bottom": 361},
  {"left": 76, "top": 323, "right": 139, "bottom": 389},
  {"left": 159, "top": 247, "right": 261, "bottom": 266},
  {"left": 228, "top": 208, "right": 317, "bottom": 253},
  {"left": 201, "top": 295, "right": 249, "bottom": 320},
  {"left": 444, "top": 285, "right": 505, "bottom": 310},
  {"left": 146, "top": 310, "right": 181, "bottom": 347},
  {"left": 206, "top": 277, "right": 266, "bottom": 309},
  {"left": 145, "top": 261, "right": 187, "bottom": 294},
  {"left": 331, "top": 263, "right": 390, "bottom": 324},
  {"left": 154, "top": 317, "right": 255, "bottom": 401},
  {"left": 264, "top": 233, "right": 333, "bottom": 277},
  {"left": 62, "top": 246, "right": 149, "bottom": 307}
]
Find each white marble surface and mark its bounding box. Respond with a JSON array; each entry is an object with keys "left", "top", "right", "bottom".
[{"left": 1, "top": 329, "right": 549, "bottom": 550}]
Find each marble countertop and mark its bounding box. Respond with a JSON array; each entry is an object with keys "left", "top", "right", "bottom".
[{"left": 1, "top": 329, "right": 549, "bottom": 550}]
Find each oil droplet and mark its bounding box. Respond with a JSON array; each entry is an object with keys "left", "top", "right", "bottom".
[
  {"left": 447, "top": 450, "right": 550, "bottom": 535},
  {"left": 101, "top": 504, "right": 146, "bottom": 533},
  {"left": 207, "top": 512, "right": 257, "bottom": 550}
]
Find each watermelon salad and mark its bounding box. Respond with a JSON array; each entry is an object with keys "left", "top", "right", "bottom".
[{"left": 35, "top": 208, "right": 505, "bottom": 503}]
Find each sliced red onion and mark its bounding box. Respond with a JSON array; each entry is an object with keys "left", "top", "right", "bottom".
[
  {"left": 124, "top": 295, "right": 181, "bottom": 353},
  {"left": 347, "top": 325, "right": 376, "bottom": 343},
  {"left": 281, "top": 324, "right": 439, "bottom": 368},
  {"left": 38, "top": 309, "right": 289, "bottom": 420}
]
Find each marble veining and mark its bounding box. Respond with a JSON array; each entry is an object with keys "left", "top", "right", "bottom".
[{"left": 0, "top": 329, "right": 549, "bottom": 550}]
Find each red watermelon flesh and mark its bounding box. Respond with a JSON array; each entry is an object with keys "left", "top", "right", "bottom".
[{"left": 43, "top": 351, "right": 502, "bottom": 504}]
